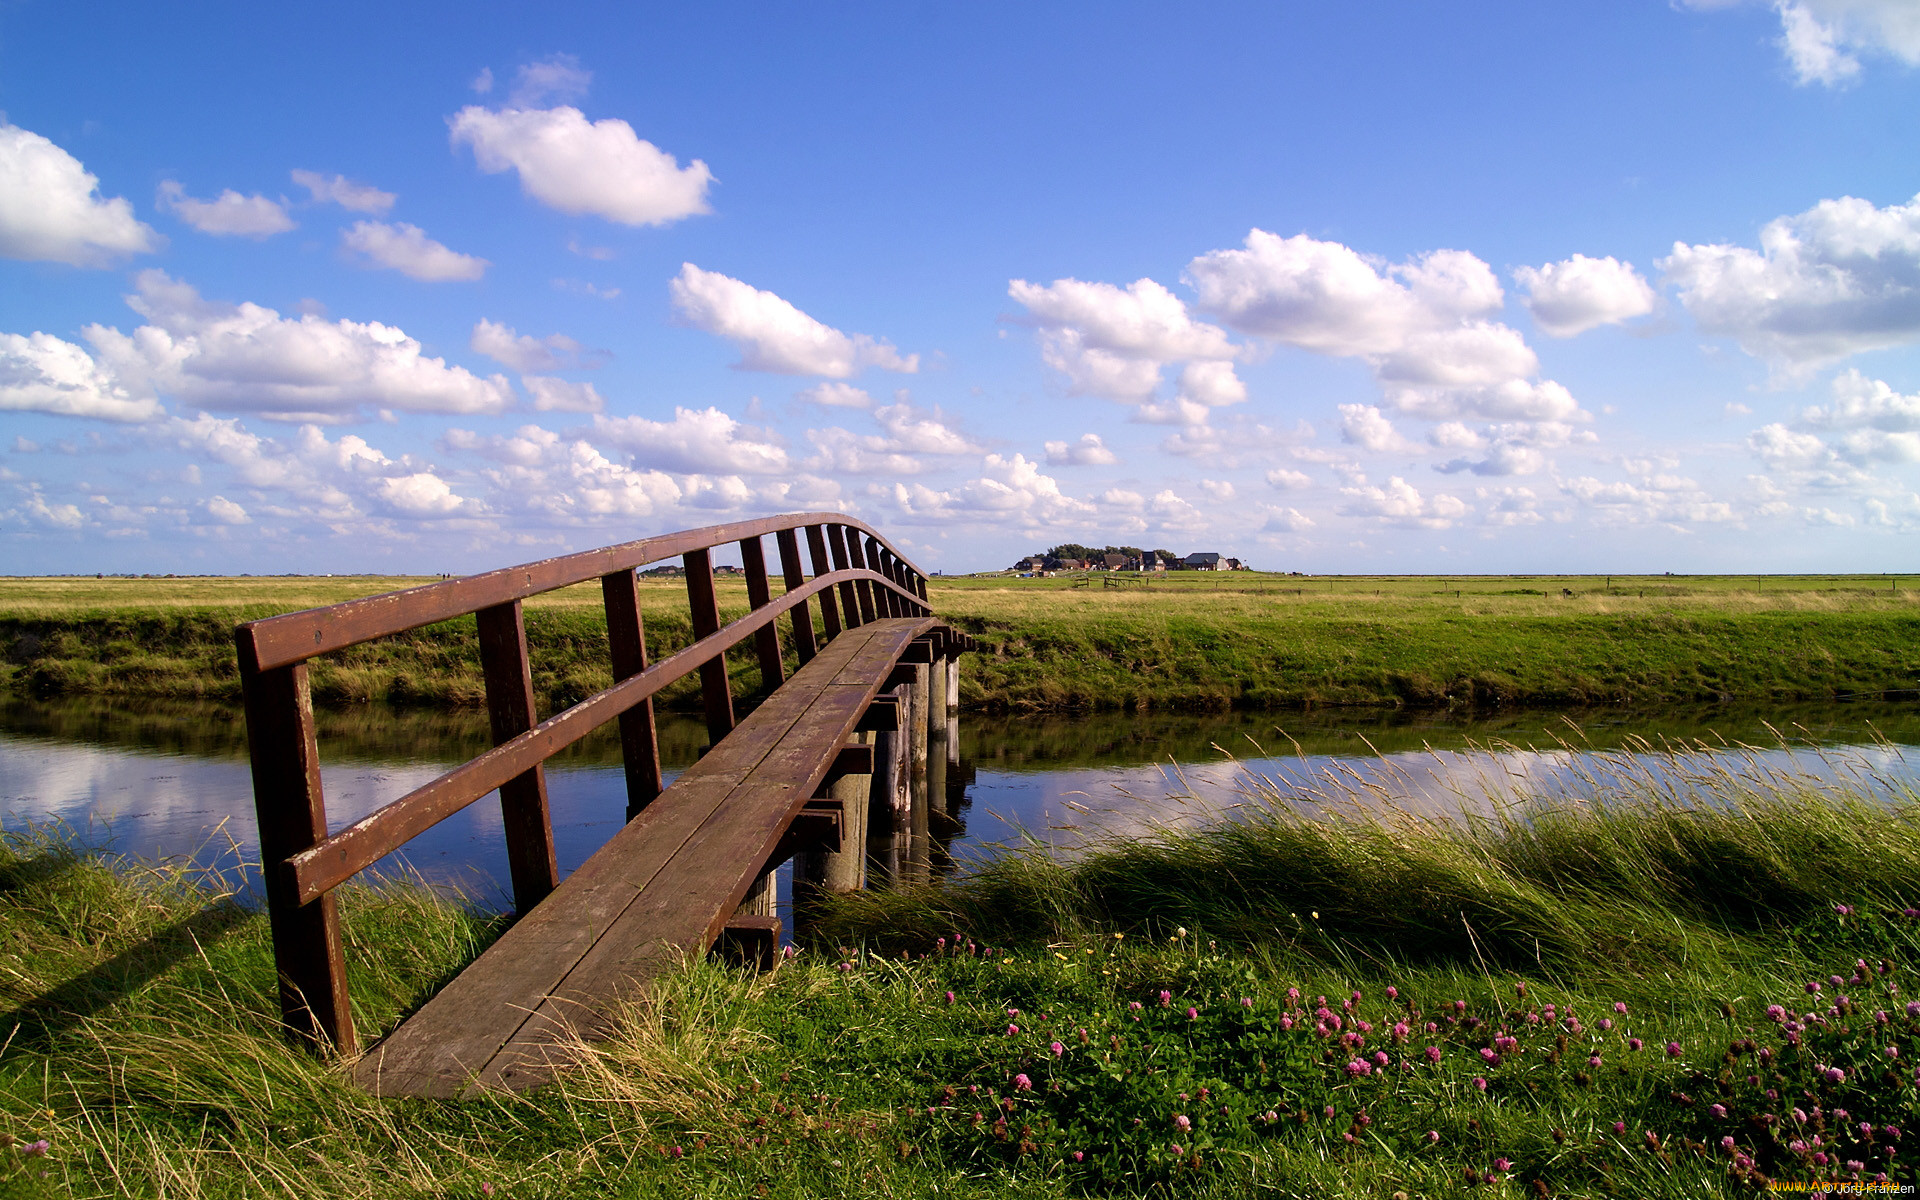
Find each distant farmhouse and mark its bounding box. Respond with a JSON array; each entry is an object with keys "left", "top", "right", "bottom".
[{"left": 1009, "top": 544, "right": 1250, "bottom": 575}]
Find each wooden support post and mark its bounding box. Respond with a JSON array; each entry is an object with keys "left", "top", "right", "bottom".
[
  {"left": 476, "top": 600, "right": 559, "bottom": 914},
  {"left": 682, "top": 547, "right": 736, "bottom": 747},
  {"left": 775, "top": 526, "right": 818, "bottom": 665},
  {"left": 601, "top": 568, "right": 664, "bottom": 821},
  {"left": 946, "top": 652, "right": 960, "bottom": 764},
  {"left": 867, "top": 684, "right": 911, "bottom": 889},
  {"left": 907, "top": 659, "right": 931, "bottom": 885},
  {"left": 739, "top": 534, "right": 785, "bottom": 692},
  {"left": 805, "top": 524, "right": 843, "bottom": 640},
  {"left": 240, "top": 656, "right": 356, "bottom": 1056}
]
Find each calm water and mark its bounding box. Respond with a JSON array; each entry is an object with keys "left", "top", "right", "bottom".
[{"left": 1, "top": 695, "right": 1916, "bottom": 907}]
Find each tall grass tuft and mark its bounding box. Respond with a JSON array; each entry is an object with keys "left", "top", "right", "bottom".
[{"left": 814, "top": 738, "right": 1920, "bottom": 977}]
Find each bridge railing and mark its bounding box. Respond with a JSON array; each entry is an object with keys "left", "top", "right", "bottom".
[{"left": 235, "top": 512, "right": 933, "bottom": 1055}]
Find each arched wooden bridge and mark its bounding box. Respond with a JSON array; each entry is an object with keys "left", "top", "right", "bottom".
[{"left": 235, "top": 513, "right": 974, "bottom": 1098}]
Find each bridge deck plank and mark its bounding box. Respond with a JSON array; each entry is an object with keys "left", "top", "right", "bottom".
[{"left": 350, "top": 616, "right": 936, "bottom": 1098}]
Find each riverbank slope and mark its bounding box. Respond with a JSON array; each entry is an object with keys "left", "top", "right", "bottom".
[{"left": 2, "top": 572, "right": 1915, "bottom": 713}]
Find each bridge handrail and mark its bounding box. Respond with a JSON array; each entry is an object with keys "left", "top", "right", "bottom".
[{"left": 235, "top": 512, "right": 937, "bottom": 1056}]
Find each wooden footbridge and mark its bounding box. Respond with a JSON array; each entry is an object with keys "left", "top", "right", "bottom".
[{"left": 235, "top": 513, "right": 974, "bottom": 1097}]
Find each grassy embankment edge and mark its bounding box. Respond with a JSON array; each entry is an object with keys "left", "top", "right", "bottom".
[
  {"left": 4, "top": 579, "right": 1920, "bottom": 714},
  {"left": 2, "top": 745, "right": 1917, "bottom": 1196}
]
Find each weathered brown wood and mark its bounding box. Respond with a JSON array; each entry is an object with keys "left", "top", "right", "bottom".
[
  {"left": 236, "top": 652, "right": 355, "bottom": 1056},
  {"left": 458, "top": 623, "right": 928, "bottom": 1091},
  {"left": 714, "top": 915, "right": 779, "bottom": 972},
  {"left": 805, "top": 524, "right": 842, "bottom": 639},
  {"left": 845, "top": 532, "right": 879, "bottom": 624},
  {"left": 819, "top": 743, "right": 874, "bottom": 785},
  {"left": 683, "top": 547, "right": 736, "bottom": 747},
  {"left": 857, "top": 694, "right": 900, "bottom": 731},
  {"left": 826, "top": 524, "right": 862, "bottom": 627},
  {"left": 349, "top": 621, "right": 934, "bottom": 1097},
  {"left": 774, "top": 527, "right": 818, "bottom": 665},
  {"left": 601, "top": 568, "right": 663, "bottom": 821},
  {"left": 477, "top": 600, "right": 559, "bottom": 912},
  {"left": 739, "top": 535, "right": 785, "bottom": 691},
  {"left": 289, "top": 575, "right": 845, "bottom": 904},
  {"left": 240, "top": 511, "right": 925, "bottom": 670}
]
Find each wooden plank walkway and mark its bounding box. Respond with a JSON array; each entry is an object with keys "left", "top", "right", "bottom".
[{"left": 352, "top": 616, "right": 940, "bottom": 1098}]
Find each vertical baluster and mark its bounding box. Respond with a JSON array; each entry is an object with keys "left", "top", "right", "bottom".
[
  {"left": 739, "top": 535, "right": 785, "bottom": 692},
  {"left": 850, "top": 533, "right": 881, "bottom": 623},
  {"left": 807, "top": 524, "right": 844, "bottom": 639},
  {"left": 835, "top": 525, "right": 874, "bottom": 625},
  {"left": 874, "top": 546, "right": 897, "bottom": 616},
  {"left": 866, "top": 538, "right": 895, "bottom": 617},
  {"left": 239, "top": 648, "right": 355, "bottom": 1056},
  {"left": 601, "top": 567, "right": 663, "bottom": 821},
  {"left": 776, "top": 527, "right": 818, "bottom": 664},
  {"left": 477, "top": 600, "right": 559, "bottom": 913},
  {"left": 683, "top": 546, "right": 736, "bottom": 746}
]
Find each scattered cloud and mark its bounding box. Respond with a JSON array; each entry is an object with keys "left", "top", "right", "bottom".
[
  {"left": 1339, "top": 475, "right": 1468, "bottom": 528},
  {"left": 470, "top": 67, "right": 494, "bottom": 94},
  {"left": 1338, "top": 403, "right": 1409, "bottom": 453},
  {"left": 1477, "top": 485, "right": 1544, "bottom": 526},
  {"left": 890, "top": 453, "right": 1095, "bottom": 528},
  {"left": 1558, "top": 472, "right": 1737, "bottom": 526},
  {"left": 1044, "top": 433, "right": 1119, "bottom": 466},
  {"left": 1686, "top": 0, "right": 1920, "bottom": 86},
  {"left": 341, "top": 221, "right": 488, "bottom": 282},
  {"left": 470, "top": 319, "right": 590, "bottom": 372},
  {"left": 290, "top": 170, "right": 395, "bottom": 214},
  {"left": 0, "top": 330, "right": 163, "bottom": 422},
  {"left": 521, "top": 375, "right": 604, "bottom": 413},
  {"left": 553, "top": 278, "right": 620, "bottom": 300},
  {"left": 796, "top": 382, "right": 873, "bottom": 409},
  {"left": 1660, "top": 190, "right": 1920, "bottom": 370},
  {"left": 589, "top": 406, "right": 790, "bottom": 474},
  {"left": 1008, "top": 277, "right": 1242, "bottom": 419},
  {"left": 670, "top": 264, "right": 917, "bottom": 377},
  {"left": 0, "top": 123, "right": 159, "bottom": 266},
  {"left": 450, "top": 104, "right": 713, "bottom": 227},
  {"left": 156, "top": 180, "right": 295, "bottom": 238},
  {"left": 1265, "top": 466, "right": 1312, "bottom": 489},
  {"left": 1513, "top": 254, "right": 1656, "bottom": 337},
  {"left": 1188, "top": 229, "right": 1585, "bottom": 433},
  {"left": 1261, "top": 504, "right": 1316, "bottom": 532},
  {"left": 509, "top": 53, "right": 593, "bottom": 107},
  {"left": 86, "top": 271, "right": 514, "bottom": 422},
  {"left": 204, "top": 495, "right": 249, "bottom": 525}
]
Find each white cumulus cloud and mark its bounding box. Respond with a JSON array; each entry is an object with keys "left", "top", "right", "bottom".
[
  {"left": 342, "top": 221, "right": 488, "bottom": 282},
  {"left": 204, "top": 495, "right": 250, "bottom": 525},
  {"left": 1514, "top": 255, "right": 1656, "bottom": 337},
  {"left": 450, "top": 104, "right": 713, "bottom": 227},
  {"left": 290, "top": 170, "right": 395, "bottom": 214},
  {"left": 1660, "top": 190, "right": 1920, "bottom": 369},
  {"left": 1687, "top": 0, "right": 1920, "bottom": 85},
  {"left": 589, "top": 406, "right": 790, "bottom": 474},
  {"left": 1340, "top": 475, "right": 1468, "bottom": 528},
  {"left": 1009, "top": 277, "right": 1242, "bottom": 414},
  {"left": 0, "top": 331, "right": 163, "bottom": 422},
  {"left": 470, "top": 319, "right": 588, "bottom": 372},
  {"left": 796, "top": 382, "right": 873, "bottom": 409},
  {"left": 1044, "top": 433, "right": 1119, "bottom": 466},
  {"left": 0, "top": 123, "right": 159, "bottom": 266},
  {"left": 670, "top": 264, "right": 916, "bottom": 377},
  {"left": 521, "top": 375, "right": 604, "bottom": 413},
  {"left": 1188, "top": 229, "right": 1584, "bottom": 431},
  {"left": 87, "top": 271, "right": 515, "bottom": 422},
  {"left": 156, "top": 180, "right": 295, "bottom": 238}
]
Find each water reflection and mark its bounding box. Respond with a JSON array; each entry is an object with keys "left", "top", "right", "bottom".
[{"left": 1, "top": 695, "right": 1916, "bottom": 905}]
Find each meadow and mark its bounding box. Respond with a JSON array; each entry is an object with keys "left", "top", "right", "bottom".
[
  {"left": 0, "top": 741, "right": 1915, "bottom": 1197},
  {"left": 1, "top": 571, "right": 1917, "bottom": 714}
]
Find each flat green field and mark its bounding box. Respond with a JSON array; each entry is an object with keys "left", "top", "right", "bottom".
[{"left": 1, "top": 572, "right": 1916, "bottom": 712}]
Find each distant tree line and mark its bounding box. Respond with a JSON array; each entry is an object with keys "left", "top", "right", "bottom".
[{"left": 1046, "top": 543, "right": 1177, "bottom": 563}]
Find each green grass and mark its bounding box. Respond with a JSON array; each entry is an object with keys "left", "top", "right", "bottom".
[
  {"left": 3, "top": 745, "right": 1917, "bottom": 1197},
  {"left": 3, "top": 572, "right": 1919, "bottom": 714}
]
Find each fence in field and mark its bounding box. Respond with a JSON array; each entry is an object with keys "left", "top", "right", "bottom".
[{"left": 235, "top": 512, "right": 973, "bottom": 1097}]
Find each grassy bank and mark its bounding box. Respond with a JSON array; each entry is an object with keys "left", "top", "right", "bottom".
[
  {"left": 2, "top": 573, "right": 1918, "bottom": 714},
  {"left": 3, "top": 752, "right": 1917, "bottom": 1197}
]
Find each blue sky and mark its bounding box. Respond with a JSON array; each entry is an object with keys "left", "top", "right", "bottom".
[{"left": 3, "top": 1, "right": 1919, "bottom": 575}]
